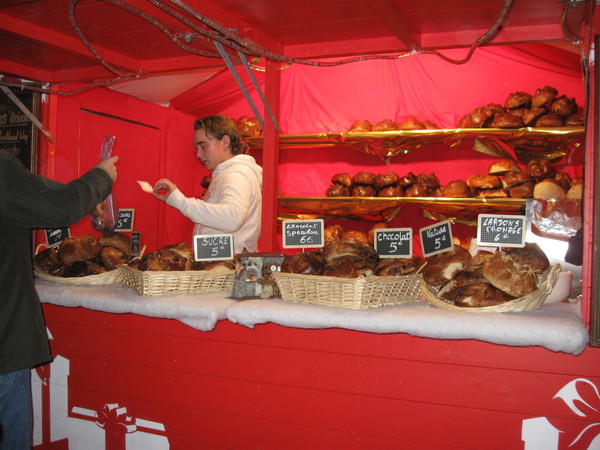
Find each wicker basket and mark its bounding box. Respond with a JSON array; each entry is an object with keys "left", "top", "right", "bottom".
[
  {"left": 119, "top": 265, "right": 235, "bottom": 296},
  {"left": 272, "top": 272, "right": 423, "bottom": 310},
  {"left": 421, "top": 264, "right": 561, "bottom": 313},
  {"left": 34, "top": 269, "right": 121, "bottom": 285}
]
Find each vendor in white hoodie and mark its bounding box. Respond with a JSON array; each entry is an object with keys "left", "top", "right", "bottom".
[{"left": 152, "top": 114, "right": 263, "bottom": 253}]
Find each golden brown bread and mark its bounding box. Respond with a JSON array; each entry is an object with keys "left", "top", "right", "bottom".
[
  {"left": 374, "top": 256, "right": 425, "bottom": 276},
  {"left": 348, "top": 120, "right": 373, "bottom": 132},
  {"left": 488, "top": 159, "right": 520, "bottom": 176},
  {"left": 378, "top": 185, "right": 403, "bottom": 197},
  {"left": 33, "top": 247, "right": 69, "bottom": 276},
  {"left": 99, "top": 246, "right": 129, "bottom": 270},
  {"left": 326, "top": 185, "right": 350, "bottom": 197},
  {"left": 281, "top": 252, "right": 326, "bottom": 275},
  {"left": 482, "top": 252, "right": 537, "bottom": 298},
  {"left": 531, "top": 86, "right": 558, "bottom": 108},
  {"left": 324, "top": 225, "right": 345, "bottom": 245},
  {"left": 504, "top": 243, "right": 549, "bottom": 274},
  {"left": 467, "top": 174, "right": 501, "bottom": 190},
  {"left": 321, "top": 259, "right": 359, "bottom": 278},
  {"left": 331, "top": 172, "right": 352, "bottom": 187},
  {"left": 373, "top": 119, "right": 397, "bottom": 131},
  {"left": 352, "top": 172, "right": 377, "bottom": 186},
  {"left": 375, "top": 171, "right": 400, "bottom": 189},
  {"left": 422, "top": 246, "right": 472, "bottom": 287},
  {"left": 58, "top": 235, "right": 101, "bottom": 265},
  {"left": 98, "top": 231, "right": 131, "bottom": 257},
  {"left": 442, "top": 180, "right": 471, "bottom": 198},
  {"left": 351, "top": 185, "right": 377, "bottom": 197},
  {"left": 504, "top": 91, "right": 532, "bottom": 109},
  {"left": 490, "top": 112, "right": 524, "bottom": 128}
]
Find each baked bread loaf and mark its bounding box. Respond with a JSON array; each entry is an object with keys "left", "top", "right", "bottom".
[
  {"left": 331, "top": 172, "right": 352, "bottom": 187},
  {"left": 352, "top": 172, "right": 376, "bottom": 186},
  {"left": 342, "top": 230, "right": 369, "bottom": 244},
  {"left": 505, "top": 91, "right": 532, "bottom": 109},
  {"left": 378, "top": 185, "right": 403, "bottom": 197},
  {"left": 525, "top": 159, "right": 557, "bottom": 180},
  {"left": 375, "top": 256, "right": 425, "bottom": 276},
  {"left": 194, "top": 260, "right": 235, "bottom": 272},
  {"left": 488, "top": 159, "right": 520, "bottom": 176},
  {"left": 281, "top": 251, "right": 326, "bottom": 275},
  {"left": 442, "top": 180, "right": 471, "bottom": 198},
  {"left": 532, "top": 86, "right": 558, "bottom": 107},
  {"left": 398, "top": 117, "right": 426, "bottom": 130},
  {"left": 348, "top": 120, "right": 373, "bottom": 132},
  {"left": 422, "top": 246, "right": 472, "bottom": 287},
  {"left": 490, "top": 112, "right": 524, "bottom": 128},
  {"left": 326, "top": 184, "right": 350, "bottom": 197},
  {"left": 536, "top": 112, "right": 564, "bottom": 127},
  {"left": 351, "top": 185, "right": 377, "bottom": 197},
  {"left": 482, "top": 252, "right": 537, "bottom": 298},
  {"left": 58, "top": 235, "right": 101, "bottom": 265},
  {"left": 324, "top": 224, "right": 344, "bottom": 245},
  {"left": 533, "top": 179, "right": 566, "bottom": 198},
  {"left": 33, "top": 247, "right": 69, "bottom": 276},
  {"left": 565, "top": 113, "right": 584, "bottom": 126},
  {"left": 99, "top": 231, "right": 131, "bottom": 257},
  {"left": 550, "top": 96, "right": 578, "bottom": 117},
  {"left": 99, "top": 246, "right": 129, "bottom": 270},
  {"left": 375, "top": 171, "right": 400, "bottom": 189},
  {"left": 373, "top": 119, "right": 397, "bottom": 131},
  {"left": 368, "top": 222, "right": 388, "bottom": 244},
  {"left": 321, "top": 259, "right": 359, "bottom": 278},
  {"left": 476, "top": 188, "right": 509, "bottom": 198},
  {"left": 507, "top": 181, "right": 534, "bottom": 198},
  {"left": 504, "top": 243, "right": 549, "bottom": 274},
  {"left": 467, "top": 174, "right": 501, "bottom": 190}
]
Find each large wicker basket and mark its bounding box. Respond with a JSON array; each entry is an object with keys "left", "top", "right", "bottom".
[
  {"left": 119, "top": 265, "right": 235, "bottom": 296},
  {"left": 421, "top": 264, "right": 561, "bottom": 313},
  {"left": 272, "top": 272, "right": 423, "bottom": 310},
  {"left": 34, "top": 268, "right": 121, "bottom": 285}
]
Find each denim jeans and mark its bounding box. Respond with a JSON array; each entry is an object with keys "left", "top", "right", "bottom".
[{"left": 0, "top": 368, "right": 33, "bottom": 450}]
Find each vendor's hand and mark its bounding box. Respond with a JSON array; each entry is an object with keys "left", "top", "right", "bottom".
[
  {"left": 152, "top": 178, "right": 177, "bottom": 202},
  {"left": 95, "top": 156, "right": 119, "bottom": 182}
]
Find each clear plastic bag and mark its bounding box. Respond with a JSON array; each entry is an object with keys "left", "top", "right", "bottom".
[{"left": 89, "top": 135, "right": 119, "bottom": 235}]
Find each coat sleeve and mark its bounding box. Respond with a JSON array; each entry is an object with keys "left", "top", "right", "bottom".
[
  {"left": 1, "top": 156, "right": 114, "bottom": 228},
  {"left": 166, "top": 169, "right": 255, "bottom": 233}
]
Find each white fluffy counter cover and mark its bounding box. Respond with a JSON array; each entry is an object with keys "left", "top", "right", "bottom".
[
  {"left": 226, "top": 298, "right": 589, "bottom": 355},
  {"left": 35, "top": 280, "right": 589, "bottom": 354},
  {"left": 36, "top": 279, "right": 236, "bottom": 332}
]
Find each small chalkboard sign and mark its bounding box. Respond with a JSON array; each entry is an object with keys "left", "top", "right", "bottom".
[
  {"left": 194, "top": 234, "right": 234, "bottom": 261},
  {"left": 420, "top": 220, "right": 453, "bottom": 257},
  {"left": 45, "top": 227, "right": 70, "bottom": 247},
  {"left": 374, "top": 228, "right": 413, "bottom": 258},
  {"left": 477, "top": 214, "right": 526, "bottom": 248},
  {"left": 115, "top": 209, "right": 134, "bottom": 231},
  {"left": 282, "top": 219, "right": 324, "bottom": 248},
  {"left": 131, "top": 231, "right": 141, "bottom": 256}
]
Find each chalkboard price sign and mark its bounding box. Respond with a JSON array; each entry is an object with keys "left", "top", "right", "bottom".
[
  {"left": 374, "top": 228, "right": 413, "bottom": 258},
  {"left": 420, "top": 220, "right": 454, "bottom": 257},
  {"left": 45, "top": 227, "right": 70, "bottom": 247},
  {"left": 131, "top": 231, "right": 141, "bottom": 256},
  {"left": 0, "top": 90, "right": 36, "bottom": 171},
  {"left": 115, "top": 209, "right": 134, "bottom": 231},
  {"left": 477, "top": 214, "right": 526, "bottom": 248},
  {"left": 282, "top": 219, "right": 324, "bottom": 248},
  {"left": 194, "top": 234, "right": 234, "bottom": 261}
]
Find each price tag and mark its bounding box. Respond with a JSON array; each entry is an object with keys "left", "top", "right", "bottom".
[
  {"left": 115, "top": 209, "right": 134, "bottom": 231},
  {"left": 131, "top": 231, "right": 141, "bottom": 256},
  {"left": 44, "top": 227, "right": 70, "bottom": 247},
  {"left": 374, "top": 228, "right": 412, "bottom": 258},
  {"left": 420, "top": 220, "right": 453, "bottom": 257},
  {"left": 477, "top": 214, "right": 526, "bottom": 248},
  {"left": 282, "top": 219, "right": 324, "bottom": 248},
  {"left": 194, "top": 234, "right": 234, "bottom": 261}
]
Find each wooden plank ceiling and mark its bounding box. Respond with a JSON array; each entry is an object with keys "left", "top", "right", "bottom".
[{"left": 0, "top": 0, "right": 596, "bottom": 101}]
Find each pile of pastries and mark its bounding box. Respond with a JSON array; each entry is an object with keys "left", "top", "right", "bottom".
[
  {"left": 281, "top": 223, "right": 425, "bottom": 279},
  {"left": 325, "top": 158, "right": 582, "bottom": 199},
  {"left": 34, "top": 232, "right": 132, "bottom": 277},
  {"left": 347, "top": 117, "right": 439, "bottom": 132},
  {"left": 423, "top": 242, "right": 550, "bottom": 307},
  {"left": 457, "top": 86, "right": 583, "bottom": 128},
  {"left": 235, "top": 116, "right": 262, "bottom": 137},
  {"left": 127, "top": 243, "right": 235, "bottom": 272}
]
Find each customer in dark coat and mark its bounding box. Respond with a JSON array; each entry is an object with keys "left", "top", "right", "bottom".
[{"left": 0, "top": 150, "right": 118, "bottom": 449}]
